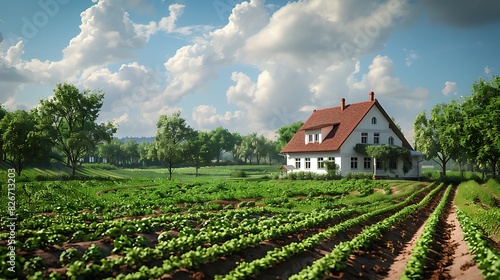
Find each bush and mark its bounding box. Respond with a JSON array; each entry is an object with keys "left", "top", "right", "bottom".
[
  {"left": 230, "top": 170, "right": 247, "bottom": 178},
  {"left": 344, "top": 172, "right": 373, "bottom": 180}
]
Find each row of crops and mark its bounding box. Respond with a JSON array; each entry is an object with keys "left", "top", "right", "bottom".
[{"left": 1, "top": 178, "right": 499, "bottom": 279}]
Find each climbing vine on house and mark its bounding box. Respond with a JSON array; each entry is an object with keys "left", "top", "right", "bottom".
[{"left": 354, "top": 144, "right": 412, "bottom": 174}]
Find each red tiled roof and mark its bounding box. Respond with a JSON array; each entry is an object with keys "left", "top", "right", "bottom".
[{"left": 280, "top": 99, "right": 413, "bottom": 153}]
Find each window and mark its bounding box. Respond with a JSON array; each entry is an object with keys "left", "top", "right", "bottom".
[
  {"left": 388, "top": 136, "right": 394, "bottom": 145},
  {"left": 371, "top": 117, "right": 377, "bottom": 124},
  {"left": 315, "top": 134, "right": 319, "bottom": 142},
  {"left": 305, "top": 158, "right": 311, "bottom": 169},
  {"left": 308, "top": 134, "right": 313, "bottom": 143},
  {"left": 364, "top": 157, "right": 371, "bottom": 169},
  {"left": 374, "top": 133, "right": 379, "bottom": 144},
  {"left": 318, "top": 158, "right": 324, "bottom": 169},
  {"left": 376, "top": 159, "right": 382, "bottom": 170},
  {"left": 328, "top": 157, "right": 335, "bottom": 161},
  {"left": 361, "top": 132, "right": 368, "bottom": 144},
  {"left": 295, "top": 158, "right": 301, "bottom": 169},
  {"left": 350, "top": 157, "right": 358, "bottom": 169}
]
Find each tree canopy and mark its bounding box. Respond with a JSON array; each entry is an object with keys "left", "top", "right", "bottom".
[
  {"left": 36, "top": 83, "right": 116, "bottom": 179},
  {"left": 276, "top": 121, "right": 303, "bottom": 152},
  {"left": 151, "top": 111, "right": 195, "bottom": 180},
  {"left": 0, "top": 110, "right": 50, "bottom": 176}
]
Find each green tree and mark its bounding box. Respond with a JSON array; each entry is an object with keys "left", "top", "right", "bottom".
[
  {"left": 230, "top": 132, "right": 243, "bottom": 163},
  {"left": 276, "top": 121, "right": 303, "bottom": 152},
  {"left": 365, "top": 145, "right": 411, "bottom": 174},
  {"left": 0, "top": 110, "right": 50, "bottom": 176},
  {"left": 97, "top": 138, "right": 122, "bottom": 165},
  {"left": 36, "top": 83, "right": 116, "bottom": 179},
  {"left": 254, "top": 134, "right": 268, "bottom": 165},
  {"left": 152, "top": 111, "right": 194, "bottom": 180},
  {"left": 462, "top": 76, "right": 500, "bottom": 177},
  {"left": 208, "top": 126, "right": 233, "bottom": 164},
  {"left": 239, "top": 133, "right": 257, "bottom": 164},
  {"left": 264, "top": 138, "right": 279, "bottom": 165},
  {"left": 185, "top": 131, "right": 212, "bottom": 176},
  {"left": 138, "top": 141, "right": 153, "bottom": 166},
  {"left": 121, "top": 139, "right": 140, "bottom": 165},
  {"left": 413, "top": 103, "right": 460, "bottom": 177}
]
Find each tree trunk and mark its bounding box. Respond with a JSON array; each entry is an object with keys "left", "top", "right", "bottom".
[
  {"left": 168, "top": 161, "right": 173, "bottom": 180},
  {"left": 195, "top": 166, "right": 199, "bottom": 177},
  {"left": 71, "top": 160, "right": 77, "bottom": 179}
]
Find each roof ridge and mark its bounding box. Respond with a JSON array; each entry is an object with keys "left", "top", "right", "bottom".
[{"left": 311, "top": 99, "right": 375, "bottom": 112}]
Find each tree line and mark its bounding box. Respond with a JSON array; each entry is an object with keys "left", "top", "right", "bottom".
[
  {"left": 0, "top": 83, "right": 283, "bottom": 179},
  {"left": 95, "top": 114, "right": 283, "bottom": 179},
  {"left": 414, "top": 76, "right": 500, "bottom": 178}
]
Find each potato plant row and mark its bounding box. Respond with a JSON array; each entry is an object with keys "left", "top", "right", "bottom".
[
  {"left": 456, "top": 209, "right": 500, "bottom": 279},
  {"left": 401, "top": 184, "right": 453, "bottom": 279},
  {"left": 289, "top": 182, "right": 444, "bottom": 280},
  {"left": 0, "top": 179, "right": 424, "bottom": 279},
  {"left": 217, "top": 181, "right": 438, "bottom": 280}
]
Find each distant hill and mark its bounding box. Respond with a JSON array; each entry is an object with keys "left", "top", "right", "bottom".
[{"left": 118, "top": 136, "right": 155, "bottom": 143}]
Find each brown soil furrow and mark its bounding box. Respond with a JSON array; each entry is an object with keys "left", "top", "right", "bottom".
[
  {"left": 445, "top": 206, "right": 482, "bottom": 280},
  {"left": 171, "top": 187, "right": 433, "bottom": 279},
  {"left": 335, "top": 184, "right": 445, "bottom": 279}
]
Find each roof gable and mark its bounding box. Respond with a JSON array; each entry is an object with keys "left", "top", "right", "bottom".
[{"left": 280, "top": 96, "right": 413, "bottom": 153}]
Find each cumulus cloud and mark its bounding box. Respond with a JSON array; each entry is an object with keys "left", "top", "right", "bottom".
[
  {"left": 192, "top": 104, "right": 243, "bottom": 130},
  {"left": 353, "top": 55, "right": 429, "bottom": 100},
  {"left": 243, "top": 0, "right": 410, "bottom": 67},
  {"left": 442, "top": 81, "right": 458, "bottom": 96},
  {"left": 160, "top": 0, "right": 269, "bottom": 104},
  {"left": 62, "top": 0, "right": 183, "bottom": 70}
]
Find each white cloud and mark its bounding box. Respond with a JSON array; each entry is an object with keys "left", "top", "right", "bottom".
[
  {"left": 160, "top": 0, "right": 269, "bottom": 104},
  {"left": 484, "top": 65, "right": 494, "bottom": 76},
  {"left": 192, "top": 104, "right": 243, "bottom": 130},
  {"left": 62, "top": 0, "right": 184, "bottom": 70},
  {"left": 442, "top": 81, "right": 457, "bottom": 96},
  {"left": 353, "top": 55, "right": 429, "bottom": 100},
  {"left": 405, "top": 49, "right": 418, "bottom": 66},
  {"left": 243, "top": 0, "right": 410, "bottom": 67}
]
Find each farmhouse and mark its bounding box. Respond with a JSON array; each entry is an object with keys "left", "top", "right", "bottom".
[{"left": 280, "top": 92, "right": 424, "bottom": 179}]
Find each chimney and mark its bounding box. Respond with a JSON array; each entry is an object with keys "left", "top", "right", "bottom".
[
  {"left": 341, "top": 98, "right": 345, "bottom": 111},
  {"left": 369, "top": 91, "right": 375, "bottom": 102}
]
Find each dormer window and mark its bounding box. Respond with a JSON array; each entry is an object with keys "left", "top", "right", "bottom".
[
  {"left": 306, "top": 132, "right": 321, "bottom": 144},
  {"left": 371, "top": 117, "right": 377, "bottom": 124}
]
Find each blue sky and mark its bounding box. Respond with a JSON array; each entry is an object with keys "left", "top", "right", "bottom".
[{"left": 1, "top": 0, "right": 499, "bottom": 143}]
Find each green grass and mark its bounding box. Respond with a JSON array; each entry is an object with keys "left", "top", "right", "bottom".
[{"left": 454, "top": 179, "right": 500, "bottom": 241}]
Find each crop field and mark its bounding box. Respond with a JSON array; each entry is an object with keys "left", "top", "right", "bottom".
[{"left": 1, "top": 171, "right": 500, "bottom": 279}]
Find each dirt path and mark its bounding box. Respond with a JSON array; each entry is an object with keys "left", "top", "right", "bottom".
[
  {"left": 338, "top": 185, "right": 485, "bottom": 280},
  {"left": 446, "top": 205, "right": 482, "bottom": 279},
  {"left": 386, "top": 187, "right": 482, "bottom": 280}
]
